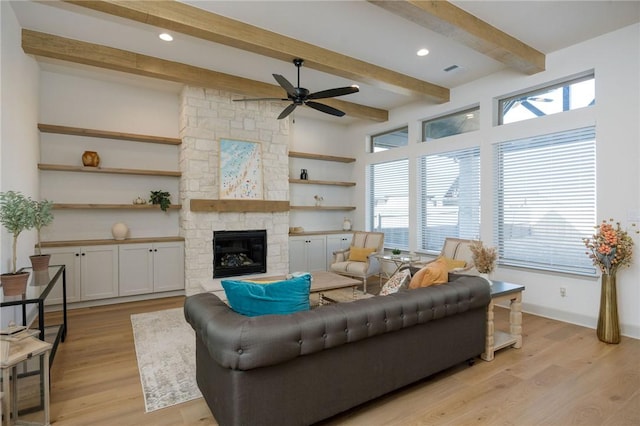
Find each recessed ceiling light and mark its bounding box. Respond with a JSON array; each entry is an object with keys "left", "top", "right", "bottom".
[
  {"left": 159, "top": 33, "right": 173, "bottom": 42},
  {"left": 416, "top": 48, "right": 430, "bottom": 57}
]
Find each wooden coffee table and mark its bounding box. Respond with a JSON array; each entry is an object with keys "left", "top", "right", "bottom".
[
  {"left": 251, "top": 272, "right": 364, "bottom": 305},
  {"left": 309, "top": 271, "right": 363, "bottom": 305}
]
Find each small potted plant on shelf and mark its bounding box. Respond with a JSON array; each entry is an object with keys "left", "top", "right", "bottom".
[
  {"left": 149, "top": 190, "right": 172, "bottom": 212},
  {"left": 0, "top": 191, "right": 36, "bottom": 295},
  {"left": 29, "top": 198, "right": 54, "bottom": 271},
  {"left": 391, "top": 248, "right": 402, "bottom": 257}
]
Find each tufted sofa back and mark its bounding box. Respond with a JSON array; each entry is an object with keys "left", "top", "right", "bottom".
[{"left": 185, "top": 275, "right": 490, "bottom": 371}]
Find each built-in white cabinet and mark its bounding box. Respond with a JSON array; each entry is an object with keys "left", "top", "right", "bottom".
[
  {"left": 325, "top": 233, "right": 353, "bottom": 270},
  {"left": 119, "top": 241, "right": 184, "bottom": 296},
  {"left": 45, "top": 239, "right": 184, "bottom": 305},
  {"left": 289, "top": 235, "right": 327, "bottom": 273},
  {"left": 46, "top": 245, "right": 119, "bottom": 303}
]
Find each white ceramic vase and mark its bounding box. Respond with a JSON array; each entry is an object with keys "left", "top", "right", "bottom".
[
  {"left": 111, "top": 222, "right": 129, "bottom": 240},
  {"left": 479, "top": 272, "right": 493, "bottom": 285}
]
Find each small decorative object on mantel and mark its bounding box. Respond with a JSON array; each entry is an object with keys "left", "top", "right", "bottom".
[
  {"left": 82, "top": 150, "right": 100, "bottom": 167},
  {"left": 470, "top": 240, "right": 497, "bottom": 285},
  {"left": 583, "top": 218, "right": 638, "bottom": 344},
  {"left": 342, "top": 217, "right": 352, "bottom": 231},
  {"left": 133, "top": 196, "right": 147, "bottom": 205},
  {"left": 111, "top": 222, "right": 129, "bottom": 240},
  {"left": 149, "top": 190, "right": 171, "bottom": 211},
  {"left": 314, "top": 195, "right": 324, "bottom": 207},
  {"left": 300, "top": 169, "right": 308, "bottom": 180},
  {"left": 0, "top": 191, "right": 35, "bottom": 295}
]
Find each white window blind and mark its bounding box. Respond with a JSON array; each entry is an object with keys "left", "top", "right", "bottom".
[
  {"left": 367, "top": 159, "right": 409, "bottom": 249},
  {"left": 418, "top": 147, "right": 480, "bottom": 252},
  {"left": 493, "top": 126, "right": 596, "bottom": 275}
]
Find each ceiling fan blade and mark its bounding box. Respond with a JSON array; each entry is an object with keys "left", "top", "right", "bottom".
[
  {"left": 307, "top": 85, "right": 359, "bottom": 100},
  {"left": 278, "top": 103, "right": 297, "bottom": 119},
  {"left": 233, "top": 97, "right": 288, "bottom": 102},
  {"left": 305, "top": 101, "right": 346, "bottom": 117},
  {"left": 273, "top": 74, "right": 296, "bottom": 98}
]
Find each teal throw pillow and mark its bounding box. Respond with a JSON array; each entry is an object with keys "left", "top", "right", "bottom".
[{"left": 221, "top": 274, "right": 312, "bottom": 317}]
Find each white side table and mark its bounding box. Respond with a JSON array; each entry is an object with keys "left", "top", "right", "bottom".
[{"left": 1, "top": 336, "right": 52, "bottom": 426}]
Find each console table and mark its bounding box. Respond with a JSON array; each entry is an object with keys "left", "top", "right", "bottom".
[
  {"left": 0, "top": 265, "right": 67, "bottom": 365},
  {"left": 482, "top": 280, "right": 525, "bottom": 361}
]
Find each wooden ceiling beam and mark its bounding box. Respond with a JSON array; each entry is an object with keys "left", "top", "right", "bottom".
[
  {"left": 64, "top": 0, "right": 449, "bottom": 103},
  {"left": 22, "top": 30, "right": 388, "bottom": 122},
  {"left": 369, "top": 0, "right": 545, "bottom": 75}
]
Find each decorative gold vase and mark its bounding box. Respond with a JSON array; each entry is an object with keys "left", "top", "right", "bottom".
[
  {"left": 597, "top": 273, "right": 620, "bottom": 344},
  {"left": 82, "top": 150, "right": 100, "bottom": 167}
]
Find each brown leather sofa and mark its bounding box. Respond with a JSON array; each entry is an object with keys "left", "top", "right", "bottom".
[{"left": 184, "top": 274, "right": 491, "bottom": 426}]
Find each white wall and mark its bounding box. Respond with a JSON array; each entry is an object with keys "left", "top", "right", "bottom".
[
  {"left": 346, "top": 24, "right": 640, "bottom": 338},
  {"left": 0, "top": 2, "right": 40, "bottom": 326},
  {"left": 289, "top": 117, "right": 356, "bottom": 232},
  {"left": 38, "top": 71, "right": 181, "bottom": 241}
]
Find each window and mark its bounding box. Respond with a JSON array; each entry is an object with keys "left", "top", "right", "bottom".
[
  {"left": 499, "top": 74, "right": 595, "bottom": 125},
  {"left": 493, "top": 126, "right": 596, "bottom": 275},
  {"left": 370, "top": 127, "right": 408, "bottom": 152},
  {"left": 422, "top": 106, "right": 480, "bottom": 141},
  {"left": 367, "top": 159, "right": 409, "bottom": 249},
  {"left": 417, "top": 147, "right": 480, "bottom": 252}
]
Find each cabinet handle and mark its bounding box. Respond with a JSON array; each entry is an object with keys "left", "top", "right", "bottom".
[
  {"left": 75, "top": 253, "right": 80, "bottom": 257},
  {"left": 81, "top": 253, "right": 86, "bottom": 256},
  {"left": 149, "top": 249, "right": 153, "bottom": 252},
  {"left": 154, "top": 249, "right": 158, "bottom": 252}
]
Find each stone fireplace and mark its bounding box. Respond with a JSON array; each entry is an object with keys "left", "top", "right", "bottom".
[
  {"left": 213, "top": 230, "right": 267, "bottom": 278},
  {"left": 179, "top": 87, "right": 290, "bottom": 296}
]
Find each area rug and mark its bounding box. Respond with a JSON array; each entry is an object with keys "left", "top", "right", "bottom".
[{"left": 131, "top": 308, "right": 201, "bottom": 412}]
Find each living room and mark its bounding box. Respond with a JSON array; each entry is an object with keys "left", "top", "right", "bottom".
[{"left": 1, "top": 1, "right": 639, "bottom": 425}]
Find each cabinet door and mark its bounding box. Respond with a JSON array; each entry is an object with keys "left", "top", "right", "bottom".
[
  {"left": 288, "top": 237, "right": 308, "bottom": 273},
  {"left": 118, "top": 244, "right": 154, "bottom": 296},
  {"left": 45, "top": 247, "right": 81, "bottom": 305},
  {"left": 305, "top": 236, "right": 327, "bottom": 272},
  {"left": 80, "top": 245, "right": 119, "bottom": 301},
  {"left": 153, "top": 242, "right": 185, "bottom": 293},
  {"left": 326, "top": 233, "right": 353, "bottom": 270}
]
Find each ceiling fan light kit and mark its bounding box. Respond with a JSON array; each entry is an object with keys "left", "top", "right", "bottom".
[{"left": 234, "top": 58, "right": 360, "bottom": 119}]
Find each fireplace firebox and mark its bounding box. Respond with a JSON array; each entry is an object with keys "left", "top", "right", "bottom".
[{"left": 213, "top": 230, "right": 267, "bottom": 278}]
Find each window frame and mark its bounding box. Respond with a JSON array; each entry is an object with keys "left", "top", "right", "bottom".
[{"left": 421, "top": 105, "right": 480, "bottom": 142}]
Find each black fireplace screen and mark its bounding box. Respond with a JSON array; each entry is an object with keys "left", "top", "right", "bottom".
[{"left": 213, "top": 230, "right": 267, "bottom": 278}]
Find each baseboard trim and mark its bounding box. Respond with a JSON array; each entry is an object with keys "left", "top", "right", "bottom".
[{"left": 521, "top": 302, "right": 640, "bottom": 340}]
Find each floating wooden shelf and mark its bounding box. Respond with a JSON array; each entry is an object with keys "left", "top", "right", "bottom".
[
  {"left": 190, "top": 199, "right": 290, "bottom": 212},
  {"left": 290, "top": 206, "right": 356, "bottom": 211},
  {"left": 38, "top": 123, "right": 182, "bottom": 145},
  {"left": 52, "top": 203, "right": 182, "bottom": 210},
  {"left": 38, "top": 163, "right": 181, "bottom": 177},
  {"left": 289, "top": 178, "right": 355, "bottom": 187},
  {"left": 40, "top": 236, "right": 184, "bottom": 248},
  {"left": 289, "top": 151, "right": 355, "bottom": 163}
]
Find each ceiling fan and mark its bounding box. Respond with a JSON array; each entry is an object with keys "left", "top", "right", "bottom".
[{"left": 234, "top": 58, "right": 359, "bottom": 119}]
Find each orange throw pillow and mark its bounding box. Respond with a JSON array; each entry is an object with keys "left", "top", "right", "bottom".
[
  {"left": 348, "top": 246, "right": 377, "bottom": 262},
  {"left": 438, "top": 256, "right": 466, "bottom": 271},
  {"left": 408, "top": 258, "right": 449, "bottom": 289}
]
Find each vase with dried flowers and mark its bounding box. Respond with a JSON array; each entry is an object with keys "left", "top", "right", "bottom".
[
  {"left": 470, "top": 240, "right": 497, "bottom": 284},
  {"left": 583, "top": 219, "right": 638, "bottom": 344}
]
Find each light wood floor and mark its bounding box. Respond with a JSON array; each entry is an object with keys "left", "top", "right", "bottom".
[{"left": 40, "top": 292, "right": 639, "bottom": 426}]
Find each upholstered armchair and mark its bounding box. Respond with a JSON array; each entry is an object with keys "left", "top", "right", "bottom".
[
  {"left": 330, "top": 231, "right": 385, "bottom": 293},
  {"left": 413, "top": 237, "right": 481, "bottom": 275}
]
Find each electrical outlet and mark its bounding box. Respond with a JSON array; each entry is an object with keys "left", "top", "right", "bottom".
[{"left": 560, "top": 287, "right": 567, "bottom": 297}]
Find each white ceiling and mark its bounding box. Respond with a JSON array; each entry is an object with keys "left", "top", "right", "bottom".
[{"left": 10, "top": 0, "right": 640, "bottom": 119}]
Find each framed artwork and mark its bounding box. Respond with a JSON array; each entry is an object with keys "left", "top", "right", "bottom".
[{"left": 219, "top": 138, "right": 263, "bottom": 199}]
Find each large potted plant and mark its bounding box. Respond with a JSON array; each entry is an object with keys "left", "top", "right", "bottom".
[
  {"left": 0, "top": 191, "right": 36, "bottom": 295},
  {"left": 29, "top": 198, "right": 54, "bottom": 271}
]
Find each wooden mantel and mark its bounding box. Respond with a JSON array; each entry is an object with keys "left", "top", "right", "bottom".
[{"left": 190, "top": 199, "right": 290, "bottom": 212}]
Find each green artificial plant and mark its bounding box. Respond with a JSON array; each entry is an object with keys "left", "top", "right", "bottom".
[
  {"left": 149, "top": 190, "right": 172, "bottom": 212},
  {"left": 31, "top": 199, "right": 54, "bottom": 255},
  {"left": 0, "top": 191, "right": 36, "bottom": 274}
]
